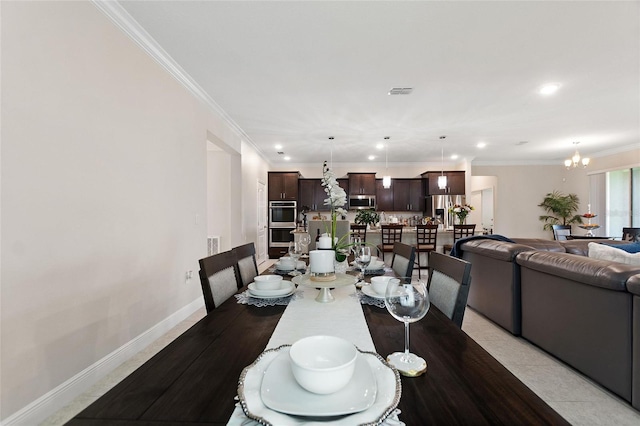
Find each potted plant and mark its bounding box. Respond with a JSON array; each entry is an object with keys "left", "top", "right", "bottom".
[
  {"left": 355, "top": 209, "right": 380, "bottom": 229},
  {"left": 538, "top": 191, "right": 583, "bottom": 231}
]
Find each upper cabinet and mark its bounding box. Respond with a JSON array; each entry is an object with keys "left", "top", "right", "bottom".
[
  {"left": 423, "top": 171, "right": 465, "bottom": 195},
  {"left": 298, "top": 179, "right": 329, "bottom": 211},
  {"left": 268, "top": 172, "right": 300, "bottom": 200},
  {"left": 348, "top": 173, "right": 376, "bottom": 195},
  {"left": 375, "top": 179, "right": 394, "bottom": 211},
  {"left": 393, "top": 179, "right": 424, "bottom": 212}
]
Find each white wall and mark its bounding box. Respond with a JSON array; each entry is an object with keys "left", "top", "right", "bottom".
[
  {"left": 207, "top": 150, "right": 232, "bottom": 250},
  {"left": 0, "top": 1, "right": 263, "bottom": 421}
]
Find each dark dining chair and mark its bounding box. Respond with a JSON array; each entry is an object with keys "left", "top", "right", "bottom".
[
  {"left": 377, "top": 224, "right": 404, "bottom": 261},
  {"left": 391, "top": 242, "right": 416, "bottom": 278},
  {"left": 552, "top": 224, "right": 572, "bottom": 241},
  {"left": 198, "top": 250, "right": 242, "bottom": 313},
  {"left": 413, "top": 224, "right": 438, "bottom": 279},
  {"left": 427, "top": 251, "right": 472, "bottom": 328},
  {"left": 350, "top": 224, "right": 367, "bottom": 243},
  {"left": 232, "top": 242, "right": 259, "bottom": 287},
  {"left": 443, "top": 224, "right": 476, "bottom": 254},
  {"left": 622, "top": 227, "right": 640, "bottom": 242}
]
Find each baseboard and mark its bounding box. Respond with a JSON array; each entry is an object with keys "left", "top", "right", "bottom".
[{"left": 2, "top": 298, "right": 204, "bottom": 426}]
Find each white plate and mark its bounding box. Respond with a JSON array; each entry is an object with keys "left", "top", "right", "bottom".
[
  {"left": 248, "top": 288, "right": 295, "bottom": 299},
  {"left": 238, "top": 345, "right": 401, "bottom": 426},
  {"left": 361, "top": 286, "right": 386, "bottom": 300},
  {"left": 261, "top": 348, "right": 376, "bottom": 416},
  {"left": 275, "top": 260, "right": 306, "bottom": 271},
  {"left": 248, "top": 281, "right": 295, "bottom": 297}
]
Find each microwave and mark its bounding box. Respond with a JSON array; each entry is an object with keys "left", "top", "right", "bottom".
[{"left": 349, "top": 195, "right": 376, "bottom": 210}]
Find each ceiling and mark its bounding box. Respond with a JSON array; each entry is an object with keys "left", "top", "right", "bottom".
[{"left": 116, "top": 1, "right": 640, "bottom": 166}]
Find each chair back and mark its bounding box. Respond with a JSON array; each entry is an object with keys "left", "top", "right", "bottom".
[
  {"left": 452, "top": 224, "right": 476, "bottom": 242},
  {"left": 198, "top": 251, "right": 242, "bottom": 313},
  {"left": 622, "top": 227, "right": 640, "bottom": 242},
  {"left": 551, "top": 224, "right": 572, "bottom": 241},
  {"left": 427, "top": 251, "right": 472, "bottom": 328},
  {"left": 381, "top": 224, "right": 404, "bottom": 245},
  {"left": 350, "top": 224, "right": 367, "bottom": 242},
  {"left": 232, "top": 242, "right": 259, "bottom": 287},
  {"left": 416, "top": 224, "right": 438, "bottom": 248},
  {"left": 391, "top": 242, "right": 416, "bottom": 277}
]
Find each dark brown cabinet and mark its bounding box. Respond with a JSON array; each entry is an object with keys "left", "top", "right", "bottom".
[
  {"left": 348, "top": 173, "right": 376, "bottom": 195},
  {"left": 298, "top": 179, "right": 329, "bottom": 211},
  {"left": 423, "top": 171, "right": 465, "bottom": 195},
  {"left": 393, "top": 179, "right": 424, "bottom": 212},
  {"left": 268, "top": 172, "right": 300, "bottom": 200},
  {"left": 375, "top": 179, "right": 394, "bottom": 211}
]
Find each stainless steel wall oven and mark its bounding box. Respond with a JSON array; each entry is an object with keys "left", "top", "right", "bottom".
[{"left": 269, "top": 201, "right": 297, "bottom": 247}]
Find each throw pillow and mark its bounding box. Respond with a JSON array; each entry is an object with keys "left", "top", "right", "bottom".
[
  {"left": 588, "top": 242, "right": 640, "bottom": 266},
  {"left": 601, "top": 242, "right": 640, "bottom": 254}
]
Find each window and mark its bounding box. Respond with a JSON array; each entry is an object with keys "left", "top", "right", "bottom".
[{"left": 596, "top": 167, "right": 639, "bottom": 238}]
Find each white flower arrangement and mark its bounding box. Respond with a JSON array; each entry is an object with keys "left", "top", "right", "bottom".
[
  {"left": 321, "top": 161, "right": 349, "bottom": 261},
  {"left": 449, "top": 204, "right": 474, "bottom": 224}
]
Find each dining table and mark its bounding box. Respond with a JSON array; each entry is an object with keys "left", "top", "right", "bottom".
[{"left": 70, "top": 262, "right": 569, "bottom": 425}]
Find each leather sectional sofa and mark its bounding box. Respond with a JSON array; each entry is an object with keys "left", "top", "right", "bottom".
[{"left": 458, "top": 237, "right": 640, "bottom": 409}]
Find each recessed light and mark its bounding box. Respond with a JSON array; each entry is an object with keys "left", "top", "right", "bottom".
[
  {"left": 275, "top": 144, "right": 283, "bottom": 150},
  {"left": 376, "top": 143, "right": 385, "bottom": 150},
  {"left": 450, "top": 154, "right": 459, "bottom": 160},
  {"left": 539, "top": 83, "right": 560, "bottom": 95},
  {"left": 368, "top": 155, "right": 376, "bottom": 160},
  {"left": 284, "top": 156, "right": 291, "bottom": 161},
  {"left": 477, "top": 142, "right": 486, "bottom": 148}
]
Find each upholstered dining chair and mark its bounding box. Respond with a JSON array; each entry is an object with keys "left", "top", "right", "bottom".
[
  {"left": 622, "top": 227, "right": 640, "bottom": 242},
  {"left": 552, "top": 224, "right": 572, "bottom": 241},
  {"left": 350, "top": 224, "right": 367, "bottom": 243},
  {"left": 232, "top": 242, "right": 259, "bottom": 287},
  {"left": 198, "top": 250, "right": 243, "bottom": 313},
  {"left": 427, "top": 251, "right": 472, "bottom": 328},
  {"left": 443, "top": 224, "right": 476, "bottom": 254},
  {"left": 391, "top": 242, "right": 416, "bottom": 278},
  {"left": 413, "top": 224, "right": 438, "bottom": 278},
  {"left": 377, "top": 224, "right": 404, "bottom": 261}
]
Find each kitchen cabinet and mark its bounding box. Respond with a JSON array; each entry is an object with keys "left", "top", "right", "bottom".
[
  {"left": 268, "top": 172, "right": 300, "bottom": 200},
  {"left": 375, "top": 179, "right": 394, "bottom": 212},
  {"left": 348, "top": 173, "right": 376, "bottom": 195},
  {"left": 298, "top": 179, "right": 329, "bottom": 211},
  {"left": 393, "top": 179, "right": 424, "bottom": 212},
  {"left": 423, "top": 171, "right": 465, "bottom": 195}
]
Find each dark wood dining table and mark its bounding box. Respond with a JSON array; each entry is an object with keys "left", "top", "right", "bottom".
[{"left": 70, "top": 269, "right": 569, "bottom": 425}]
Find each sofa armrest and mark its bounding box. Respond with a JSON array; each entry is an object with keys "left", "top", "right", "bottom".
[
  {"left": 627, "top": 274, "right": 640, "bottom": 295},
  {"left": 516, "top": 251, "right": 640, "bottom": 291},
  {"left": 511, "top": 238, "right": 565, "bottom": 252},
  {"left": 460, "top": 239, "right": 538, "bottom": 262},
  {"left": 561, "top": 239, "right": 635, "bottom": 256}
]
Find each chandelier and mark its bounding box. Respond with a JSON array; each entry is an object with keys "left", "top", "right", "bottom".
[{"left": 564, "top": 141, "right": 590, "bottom": 169}]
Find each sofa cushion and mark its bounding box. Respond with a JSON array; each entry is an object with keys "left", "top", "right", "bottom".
[
  {"left": 517, "top": 250, "right": 640, "bottom": 291},
  {"left": 460, "top": 239, "right": 538, "bottom": 262},
  {"left": 510, "top": 238, "right": 565, "bottom": 252},
  {"left": 627, "top": 274, "right": 640, "bottom": 295},
  {"left": 589, "top": 242, "right": 640, "bottom": 266}
]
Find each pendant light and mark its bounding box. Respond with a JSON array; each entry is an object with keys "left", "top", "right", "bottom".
[
  {"left": 438, "top": 136, "right": 447, "bottom": 189},
  {"left": 564, "top": 141, "right": 590, "bottom": 169},
  {"left": 382, "top": 136, "right": 391, "bottom": 189}
]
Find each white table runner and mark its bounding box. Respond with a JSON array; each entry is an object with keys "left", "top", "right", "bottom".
[{"left": 227, "top": 283, "right": 404, "bottom": 425}]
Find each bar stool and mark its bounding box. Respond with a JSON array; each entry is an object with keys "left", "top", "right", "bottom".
[
  {"left": 443, "top": 224, "right": 476, "bottom": 255},
  {"left": 376, "top": 224, "right": 403, "bottom": 261},
  {"left": 413, "top": 224, "right": 438, "bottom": 278}
]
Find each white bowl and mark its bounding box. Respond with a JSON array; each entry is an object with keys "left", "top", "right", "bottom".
[
  {"left": 289, "top": 335, "right": 357, "bottom": 395},
  {"left": 279, "top": 256, "right": 296, "bottom": 270},
  {"left": 370, "top": 276, "right": 392, "bottom": 295},
  {"left": 253, "top": 274, "right": 284, "bottom": 290}
]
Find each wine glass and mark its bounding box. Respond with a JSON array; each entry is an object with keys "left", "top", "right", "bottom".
[
  {"left": 384, "top": 277, "right": 430, "bottom": 377},
  {"left": 351, "top": 235, "right": 362, "bottom": 257},
  {"left": 354, "top": 245, "right": 371, "bottom": 281},
  {"left": 298, "top": 234, "right": 311, "bottom": 257},
  {"left": 288, "top": 241, "right": 303, "bottom": 275}
]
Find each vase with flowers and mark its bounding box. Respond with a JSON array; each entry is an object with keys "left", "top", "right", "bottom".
[
  {"left": 449, "top": 204, "right": 474, "bottom": 224},
  {"left": 320, "top": 161, "right": 352, "bottom": 264}
]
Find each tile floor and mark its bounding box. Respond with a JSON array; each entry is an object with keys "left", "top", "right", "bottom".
[{"left": 42, "top": 261, "right": 640, "bottom": 425}]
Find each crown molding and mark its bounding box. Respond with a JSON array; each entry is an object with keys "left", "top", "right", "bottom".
[{"left": 91, "top": 0, "right": 266, "bottom": 161}]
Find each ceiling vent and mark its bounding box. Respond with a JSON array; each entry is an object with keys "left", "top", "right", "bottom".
[{"left": 388, "top": 87, "right": 413, "bottom": 95}]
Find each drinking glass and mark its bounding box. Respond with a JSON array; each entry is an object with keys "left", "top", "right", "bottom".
[
  {"left": 351, "top": 235, "right": 362, "bottom": 257},
  {"left": 288, "top": 241, "right": 303, "bottom": 275},
  {"left": 354, "top": 245, "right": 371, "bottom": 281},
  {"left": 298, "top": 234, "right": 311, "bottom": 257},
  {"left": 384, "top": 277, "right": 430, "bottom": 376}
]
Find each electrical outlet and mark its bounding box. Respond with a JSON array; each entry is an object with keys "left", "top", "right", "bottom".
[{"left": 186, "top": 270, "right": 193, "bottom": 282}]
